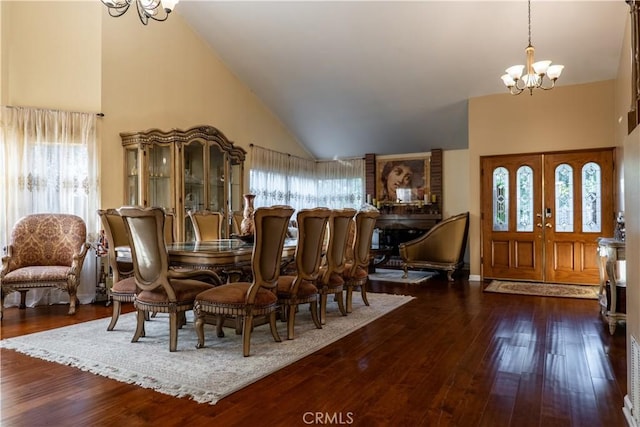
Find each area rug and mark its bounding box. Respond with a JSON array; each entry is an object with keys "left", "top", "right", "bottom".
[
  {"left": 369, "top": 268, "right": 437, "bottom": 284},
  {"left": 0, "top": 292, "right": 413, "bottom": 405},
  {"left": 484, "top": 280, "right": 599, "bottom": 300}
]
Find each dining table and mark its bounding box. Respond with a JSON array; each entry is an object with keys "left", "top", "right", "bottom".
[{"left": 117, "top": 238, "right": 297, "bottom": 283}]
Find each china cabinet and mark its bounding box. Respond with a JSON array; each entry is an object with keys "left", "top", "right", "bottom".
[{"left": 121, "top": 125, "right": 246, "bottom": 241}]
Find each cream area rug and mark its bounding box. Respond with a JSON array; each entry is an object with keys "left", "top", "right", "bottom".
[
  {"left": 0, "top": 293, "right": 413, "bottom": 405},
  {"left": 484, "top": 280, "right": 599, "bottom": 300},
  {"left": 369, "top": 268, "right": 437, "bottom": 284}
]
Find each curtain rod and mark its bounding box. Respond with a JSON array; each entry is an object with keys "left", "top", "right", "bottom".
[
  {"left": 249, "top": 143, "right": 364, "bottom": 162},
  {"left": 3, "top": 105, "right": 104, "bottom": 117}
]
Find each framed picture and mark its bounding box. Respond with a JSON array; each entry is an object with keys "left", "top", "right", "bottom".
[{"left": 376, "top": 153, "right": 430, "bottom": 203}]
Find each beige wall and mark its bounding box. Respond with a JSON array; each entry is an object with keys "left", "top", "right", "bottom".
[
  {"left": 2, "top": 2, "right": 308, "bottom": 210},
  {"left": 468, "top": 80, "right": 617, "bottom": 278},
  {"left": 1, "top": 1, "right": 101, "bottom": 111},
  {"left": 100, "top": 10, "right": 309, "bottom": 208}
]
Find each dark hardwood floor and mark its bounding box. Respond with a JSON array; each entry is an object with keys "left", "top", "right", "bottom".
[{"left": 0, "top": 274, "right": 627, "bottom": 427}]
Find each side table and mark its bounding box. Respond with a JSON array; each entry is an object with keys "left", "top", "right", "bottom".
[{"left": 596, "top": 237, "right": 626, "bottom": 334}]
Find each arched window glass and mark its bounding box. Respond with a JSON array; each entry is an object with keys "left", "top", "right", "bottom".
[
  {"left": 516, "top": 166, "right": 533, "bottom": 232},
  {"left": 555, "top": 164, "right": 574, "bottom": 232},
  {"left": 582, "top": 162, "right": 601, "bottom": 232},
  {"left": 493, "top": 167, "right": 509, "bottom": 231}
]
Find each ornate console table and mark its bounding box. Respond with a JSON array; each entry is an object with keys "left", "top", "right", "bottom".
[{"left": 596, "top": 237, "right": 626, "bottom": 335}]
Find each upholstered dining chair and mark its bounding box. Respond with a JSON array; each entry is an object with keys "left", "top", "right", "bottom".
[
  {"left": 98, "top": 209, "right": 136, "bottom": 331},
  {"left": 276, "top": 207, "right": 331, "bottom": 340},
  {"left": 193, "top": 205, "right": 294, "bottom": 357},
  {"left": 342, "top": 209, "right": 380, "bottom": 313},
  {"left": 163, "top": 211, "right": 176, "bottom": 244},
  {"left": 118, "top": 206, "right": 222, "bottom": 352},
  {"left": 317, "top": 208, "right": 356, "bottom": 325},
  {"left": 188, "top": 210, "right": 224, "bottom": 241}
]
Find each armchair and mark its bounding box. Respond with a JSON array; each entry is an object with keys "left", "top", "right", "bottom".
[
  {"left": 399, "top": 212, "right": 469, "bottom": 281},
  {"left": 1, "top": 213, "right": 90, "bottom": 319}
]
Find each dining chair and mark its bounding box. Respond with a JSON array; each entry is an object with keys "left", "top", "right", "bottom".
[
  {"left": 317, "top": 208, "right": 356, "bottom": 325},
  {"left": 276, "top": 207, "right": 331, "bottom": 340},
  {"left": 164, "top": 210, "right": 176, "bottom": 244},
  {"left": 342, "top": 209, "right": 380, "bottom": 313},
  {"left": 118, "top": 206, "right": 222, "bottom": 352},
  {"left": 193, "top": 205, "right": 294, "bottom": 356},
  {"left": 98, "top": 208, "right": 136, "bottom": 331},
  {"left": 188, "top": 210, "right": 223, "bottom": 241}
]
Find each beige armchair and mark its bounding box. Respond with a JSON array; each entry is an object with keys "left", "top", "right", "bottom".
[
  {"left": 1, "top": 213, "right": 90, "bottom": 319},
  {"left": 399, "top": 212, "right": 469, "bottom": 281}
]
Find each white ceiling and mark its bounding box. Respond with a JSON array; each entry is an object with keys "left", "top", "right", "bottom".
[{"left": 177, "top": 1, "right": 628, "bottom": 160}]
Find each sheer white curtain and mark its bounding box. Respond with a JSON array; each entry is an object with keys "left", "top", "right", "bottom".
[
  {"left": 0, "top": 106, "right": 100, "bottom": 308},
  {"left": 249, "top": 146, "right": 290, "bottom": 207},
  {"left": 248, "top": 145, "right": 365, "bottom": 211},
  {"left": 316, "top": 159, "right": 365, "bottom": 209}
]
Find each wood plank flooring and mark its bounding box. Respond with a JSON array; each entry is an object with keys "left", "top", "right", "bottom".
[{"left": 0, "top": 274, "right": 627, "bottom": 426}]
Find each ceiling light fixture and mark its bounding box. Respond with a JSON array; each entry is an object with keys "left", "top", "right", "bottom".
[
  {"left": 500, "top": 0, "right": 564, "bottom": 95},
  {"left": 101, "top": 0, "right": 179, "bottom": 26}
]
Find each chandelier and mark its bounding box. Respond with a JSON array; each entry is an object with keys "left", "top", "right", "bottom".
[
  {"left": 500, "top": 0, "right": 564, "bottom": 95},
  {"left": 101, "top": 0, "right": 179, "bottom": 25}
]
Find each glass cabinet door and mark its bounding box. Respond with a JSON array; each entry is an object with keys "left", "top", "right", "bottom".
[
  {"left": 208, "top": 144, "right": 225, "bottom": 213},
  {"left": 183, "top": 141, "right": 205, "bottom": 241},
  {"left": 148, "top": 143, "right": 173, "bottom": 210},
  {"left": 125, "top": 147, "right": 139, "bottom": 206}
]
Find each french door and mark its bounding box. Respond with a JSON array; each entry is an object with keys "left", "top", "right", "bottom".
[{"left": 481, "top": 149, "right": 614, "bottom": 284}]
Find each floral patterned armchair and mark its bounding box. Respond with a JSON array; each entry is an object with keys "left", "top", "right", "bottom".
[{"left": 1, "top": 213, "right": 90, "bottom": 319}]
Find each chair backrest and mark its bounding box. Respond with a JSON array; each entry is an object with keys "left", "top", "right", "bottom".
[
  {"left": 294, "top": 208, "right": 332, "bottom": 282},
  {"left": 246, "top": 206, "right": 294, "bottom": 302},
  {"left": 232, "top": 211, "right": 244, "bottom": 235},
  {"left": 413, "top": 212, "right": 469, "bottom": 263},
  {"left": 118, "top": 207, "right": 175, "bottom": 299},
  {"left": 98, "top": 208, "right": 133, "bottom": 282},
  {"left": 188, "top": 210, "right": 223, "bottom": 241},
  {"left": 322, "top": 208, "right": 357, "bottom": 282},
  {"left": 7, "top": 213, "right": 87, "bottom": 269},
  {"left": 351, "top": 210, "right": 381, "bottom": 270},
  {"left": 164, "top": 211, "right": 175, "bottom": 244}
]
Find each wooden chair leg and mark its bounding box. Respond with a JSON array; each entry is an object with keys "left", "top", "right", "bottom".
[
  {"left": 169, "top": 312, "right": 178, "bottom": 352},
  {"left": 310, "top": 300, "right": 322, "bottom": 329},
  {"left": 131, "top": 310, "right": 146, "bottom": 343},
  {"left": 195, "top": 314, "right": 206, "bottom": 349},
  {"left": 242, "top": 314, "right": 254, "bottom": 357},
  {"left": 107, "top": 300, "right": 121, "bottom": 331}
]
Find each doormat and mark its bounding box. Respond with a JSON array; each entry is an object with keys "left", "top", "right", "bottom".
[{"left": 484, "top": 280, "right": 599, "bottom": 300}]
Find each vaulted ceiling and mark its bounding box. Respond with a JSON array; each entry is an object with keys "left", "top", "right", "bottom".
[{"left": 177, "top": 1, "right": 628, "bottom": 160}]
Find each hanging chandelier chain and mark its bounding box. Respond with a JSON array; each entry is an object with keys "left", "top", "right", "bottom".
[{"left": 528, "top": 0, "right": 532, "bottom": 46}]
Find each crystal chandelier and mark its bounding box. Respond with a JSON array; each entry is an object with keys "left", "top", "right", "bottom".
[
  {"left": 101, "top": 0, "right": 179, "bottom": 26},
  {"left": 500, "top": 0, "right": 564, "bottom": 95}
]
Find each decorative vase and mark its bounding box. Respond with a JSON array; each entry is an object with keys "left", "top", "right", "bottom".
[{"left": 240, "top": 194, "right": 256, "bottom": 236}]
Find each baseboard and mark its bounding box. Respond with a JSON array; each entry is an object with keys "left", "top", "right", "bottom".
[
  {"left": 624, "top": 394, "right": 637, "bottom": 427},
  {"left": 468, "top": 274, "right": 481, "bottom": 282}
]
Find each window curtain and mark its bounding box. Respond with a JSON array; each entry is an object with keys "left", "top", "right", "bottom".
[
  {"left": 0, "top": 106, "right": 100, "bottom": 308},
  {"left": 316, "top": 159, "right": 365, "bottom": 209},
  {"left": 249, "top": 145, "right": 365, "bottom": 211}
]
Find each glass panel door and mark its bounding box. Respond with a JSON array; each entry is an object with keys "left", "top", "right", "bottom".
[
  {"left": 148, "top": 143, "right": 172, "bottom": 210},
  {"left": 208, "top": 144, "right": 225, "bottom": 213},
  {"left": 183, "top": 141, "right": 205, "bottom": 241},
  {"left": 125, "top": 148, "right": 139, "bottom": 206}
]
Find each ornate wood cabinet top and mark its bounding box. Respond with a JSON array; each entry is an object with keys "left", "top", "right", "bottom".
[{"left": 120, "top": 125, "right": 246, "bottom": 164}]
